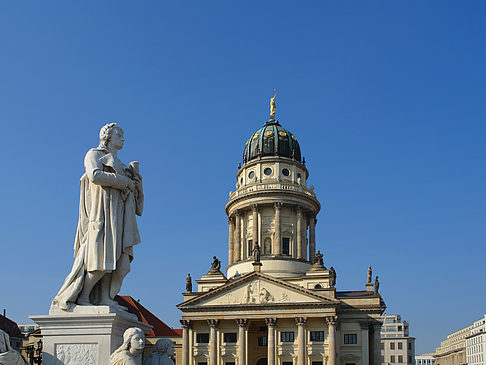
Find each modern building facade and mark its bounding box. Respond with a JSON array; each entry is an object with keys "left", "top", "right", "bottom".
[
  {"left": 465, "top": 315, "right": 486, "bottom": 365},
  {"left": 178, "top": 107, "right": 386, "bottom": 365},
  {"left": 380, "top": 314, "right": 415, "bottom": 365}
]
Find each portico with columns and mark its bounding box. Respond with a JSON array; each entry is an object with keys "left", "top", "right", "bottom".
[{"left": 179, "top": 106, "right": 385, "bottom": 365}]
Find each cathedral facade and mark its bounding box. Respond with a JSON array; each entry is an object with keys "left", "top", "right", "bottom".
[{"left": 178, "top": 110, "right": 385, "bottom": 365}]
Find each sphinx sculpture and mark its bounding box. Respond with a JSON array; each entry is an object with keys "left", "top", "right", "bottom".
[
  {"left": 51, "top": 123, "right": 144, "bottom": 310},
  {"left": 110, "top": 327, "right": 145, "bottom": 365},
  {"left": 0, "top": 329, "right": 29, "bottom": 365},
  {"left": 143, "top": 339, "right": 175, "bottom": 365}
]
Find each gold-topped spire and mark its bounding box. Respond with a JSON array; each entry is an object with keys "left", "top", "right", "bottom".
[{"left": 270, "top": 89, "right": 277, "bottom": 120}]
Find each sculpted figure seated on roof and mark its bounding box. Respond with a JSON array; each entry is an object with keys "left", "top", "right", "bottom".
[{"left": 51, "top": 123, "right": 144, "bottom": 310}]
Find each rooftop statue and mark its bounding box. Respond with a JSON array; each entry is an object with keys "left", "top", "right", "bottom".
[
  {"left": 314, "top": 250, "right": 324, "bottom": 266},
  {"left": 186, "top": 274, "right": 192, "bottom": 293},
  {"left": 143, "top": 339, "right": 175, "bottom": 365},
  {"left": 208, "top": 256, "right": 221, "bottom": 274},
  {"left": 52, "top": 123, "right": 144, "bottom": 310},
  {"left": 270, "top": 89, "right": 277, "bottom": 120},
  {"left": 0, "top": 329, "right": 29, "bottom": 365},
  {"left": 329, "top": 266, "right": 336, "bottom": 287},
  {"left": 110, "top": 327, "right": 145, "bottom": 365},
  {"left": 374, "top": 276, "right": 380, "bottom": 294},
  {"left": 367, "top": 266, "right": 372, "bottom": 284},
  {"left": 252, "top": 242, "right": 261, "bottom": 263}
]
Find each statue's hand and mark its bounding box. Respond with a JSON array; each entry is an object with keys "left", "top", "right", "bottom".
[{"left": 127, "top": 179, "right": 136, "bottom": 192}]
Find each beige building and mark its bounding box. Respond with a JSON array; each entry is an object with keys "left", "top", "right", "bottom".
[
  {"left": 434, "top": 323, "right": 473, "bottom": 365},
  {"left": 380, "top": 314, "right": 415, "bottom": 365},
  {"left": 178, "top": 114, "right": 386, "bottom": 365},
  {"left": 465, "top": 315, "right": 486, "bottom": 365}
]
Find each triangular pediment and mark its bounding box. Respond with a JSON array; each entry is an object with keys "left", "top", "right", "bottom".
[{"left": 179, "top": 272, "right": 337, "bottom": 308}]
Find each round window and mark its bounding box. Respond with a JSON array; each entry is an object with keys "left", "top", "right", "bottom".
[
  {"left": 279, "top": 131, "right": 287, "bottom": 137},
  {"left": 265, "top": 130, "right": 273, "bottom": 136},
  {"left": 252, "top": 133, "right": 259, "bottom": 140},
  {"left": 282, "top": 168, "right": 290, "bottom": 176},
  {"left": 264, "top": 168, "right": 272, "bottom": 176},
  {"left": 249, "top": 171, "right": 255, "bottom": 179}
]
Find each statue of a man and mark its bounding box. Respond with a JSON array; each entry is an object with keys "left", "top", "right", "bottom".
[
  {"left": 367, "top": 266, "right": 372, "bottom": 283},
  {"left": 52, "top": 123, "right": 143, "bottom": 310},
  {"left": 252, "top": 242, "right": 261, "bottom": 263},
  {"left": 314, "top": 250, "right": 324, "bottom": 266},
  {"left": 329, "top": 266, "right": 336, "bottom": 287},
  {"left": 143, "top": 339, "right": 175, "bottom": 365},
  {"left": 110, "top": 327, "right": 145, "bottom": 365},
  {"left": 186, "top": 274, "right": 192, "bottom": 293},
  {"left": 374, "top": 276, "right": 380, "bottom": 294}
]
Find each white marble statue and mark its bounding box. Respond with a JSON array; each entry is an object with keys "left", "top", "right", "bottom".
[
  {"left": 0, "top": 329, "right": 29, "bottom": 365},
  {"left": 51, "top": 123, "right": 144, "bottom": 310},
  {"left": 110, "top": 327, "right": 145, "bottom": 365},
  {"left": 143, "top": 339, "right": 175, "bottom": 365}
]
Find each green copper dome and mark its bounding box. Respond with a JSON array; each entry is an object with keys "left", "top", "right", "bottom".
[{"left": 243, "top": 121, "right": 301, "bottom": 163}]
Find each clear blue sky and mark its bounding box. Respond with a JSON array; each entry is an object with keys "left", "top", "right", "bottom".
[{"left": 1, "top": 1, "right": 485, "bottom": 355}]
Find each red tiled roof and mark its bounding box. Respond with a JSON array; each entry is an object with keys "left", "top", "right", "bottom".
[
  {"left": 115, "top": 296, "right": 181, "bottom": 337},
  {"left": 173, "top": 328, "right": 183, "bottom": 336},
  {"left": 0, "top": 314, "right": 22, "bottom": 338}
]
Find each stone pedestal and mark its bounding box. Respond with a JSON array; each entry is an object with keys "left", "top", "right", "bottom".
[
  {"left": 31, "top": 305, "right": 151, "bottom": 365},
  {"left": 366, "top": 283, "right": 374, "bottom": 292}
]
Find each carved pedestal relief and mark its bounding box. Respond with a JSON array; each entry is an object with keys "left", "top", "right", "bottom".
[{"left": 55, "top": 344, "right": 97, "bottom": 365}]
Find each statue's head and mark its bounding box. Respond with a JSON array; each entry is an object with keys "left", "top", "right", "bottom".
[
  {"left": 154, "top": 338, "right": 175, "bottom": 356},
  {"left": 111, "top": 327, "right": 145, "bottom": 360},
  {"left": 99, "top": 122, "right": 124, "bottom": 150}
]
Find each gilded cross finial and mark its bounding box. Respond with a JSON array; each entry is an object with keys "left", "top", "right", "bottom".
[{"left": 270, "top": 89, "right": 277, "bottom": 121}]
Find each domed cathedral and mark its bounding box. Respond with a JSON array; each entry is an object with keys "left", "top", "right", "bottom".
[{"left": 178, "top": 92, "right": 386, "bottom": 365}]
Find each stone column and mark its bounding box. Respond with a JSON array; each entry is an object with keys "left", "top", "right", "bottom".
[
  {"left": 371, "top": 323, "right": 382, "bottom": 365},
  {"left": 228, "top": 217, "right": 235, "bottom": 265},
  {"left": 295, "top": 317, "right": 307, "bottom": 365},
  {"left": 236, "top": 319, "right": 248, "bottom": 365},
  {"left": 309, "top": 214, "right": 316, "bottom": 262},
  {"left": 234, "top": 210, "right": 241, "bottom": 262},
  {"left": 180, "top": 320, "right": 192, "bottom": 365},
  {"left": 252, "top": 204, "right": 258, "bottom": 250},
  {"left": 208, "top": 319, "right": 219, "bottom": 365},
  {"left": 274, "top": 202, "right": 282, "bottom": 255},
  {"left": 360, "top": 321, "right": 370, "bottom": 365},
  {"left": 326, "top": 316, "right": 337, "bottom": 365},
  {"left": 266, "top": 318, "right": 277, "bottom": 365},
  {"left": 296, "top": 207, "right": 303, "bottom": 259}
]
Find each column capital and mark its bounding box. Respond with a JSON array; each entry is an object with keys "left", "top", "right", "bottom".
[
  {"left": 236, "top": 318, "right": 248, "bottom": 327},
  {"left": 274, "top": 202, "right": 282, "bottom": 209},
  {"left": 295, "top": 317, "right": 307, "bottom": 326},
  {"left": 234, "top": 209, "right": 241, "bottom": 217},
  {"left": 325, "top": 316, "right": 338, "bottom": 326},
  {"left": 228, "top": 216, "right": 234, "bottom": 224},
  {"left": 296, "top": 205, "right": 303, "bottom": 213},
  {"left": 359, "top": 320, "right": 371, "bottom": 330},
  {"left": 180, "top": 319, "right": 192, "bottom": 329},
  {"left": 207, "top": 319, "right": 220, "bottom": 328},
  {"left": 265, "top": 318, "right": 277, "bottom": 327},
  {"left": 251, "top": 204, "right": 259, "bottom": 212}
]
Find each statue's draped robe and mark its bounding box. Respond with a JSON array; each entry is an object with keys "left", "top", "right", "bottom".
[{"left": 52, "top": 148, "right": 143, "bottom": 310}]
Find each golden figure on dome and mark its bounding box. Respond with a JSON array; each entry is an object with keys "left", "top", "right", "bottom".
[{"left": 270, "top": 89, "right": 277, "bottom": 120}]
